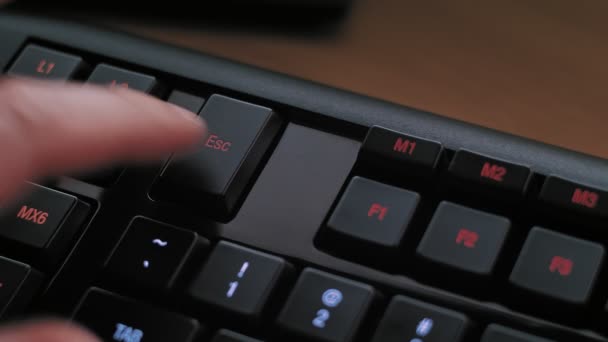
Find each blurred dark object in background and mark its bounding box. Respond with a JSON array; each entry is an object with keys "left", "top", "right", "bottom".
[{"left": 5, "top": 0, "right": 356, "bottom": 33}]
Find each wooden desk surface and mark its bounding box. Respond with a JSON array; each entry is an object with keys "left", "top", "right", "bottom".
[{"left": 111, "top": 0, "right": 608, "bottom": 159}]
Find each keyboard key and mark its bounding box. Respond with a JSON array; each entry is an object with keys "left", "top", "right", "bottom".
[
  {"left": 539, "top": 176, "right": 608, "bottom": 219},
  {"left": 359, "top": 126, "right": 442, "bottom": 175},
  {"left": 105, "top": 217, "right": 208, "bottom": 291},
  {"left": 0, "top": 32, "right": 24, "bottom": 72},
  {"left": 72, "top": 166, "right": 124, "bottom": 187},
  {"left": 276, "top": 268, "right": 375, "bottom": 342},
  {"left": 0, "top": 183, "right": 89, "bottom": 268},
  {"left": 72, "top": 287, "right": 201, "bottom": 342},
  {"left": 416, "top": 201, "right": 510, "bottom": 275},
  {"left": 187, "top": 241, "right": 288, "bottom": 319},
  {"left": 86, "top": 63, "right": 159, "bottom": 93},
  {"left": 0, "top": 183, "right": 77, "bottom": 249},
  {"left": 7, "top": 44, "right": 84, "bottom": 80},
  {"left": 509, "top": 227, "right": 604, "bottom": 305},
  {"left": 448, "top": 150, "right": 531, "bottom": 196},
  {"left": 602, "top": 301, "right": 608, "bottom": 316},
  {"left": 0, "top": 256, "right": 42, "bottom": 318},
  {"left": 167, "top": 90, "right": 206, "bottom": 114},
  {"left": 154, "top": 94, "right": 281, "bottom": 219},
  {"left": 211, "top": 329, "right": 263, "bottom": 342},
  {"left": 77, "top": 63, "right": 161, "bottom": 186},
  {"left": 480, "top": 324, "right": 555, "bottom": 342},
  {"left": 325, "top": 176, "right": 419, "bottom": 251},
  {"left": 371, "top": 295, "right": 469, "bottom": 342}
]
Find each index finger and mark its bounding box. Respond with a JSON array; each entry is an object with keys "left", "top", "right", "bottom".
[
  {"left": 0, "top": 77, "right": 206, "bottom": 202},
  {"left": 0, "top": 320, "right": 101, "bottom": 342}
]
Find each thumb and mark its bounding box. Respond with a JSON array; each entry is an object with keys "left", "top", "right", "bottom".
[{"left": 0, "top": 320, "right": 100, "bottom": 342}]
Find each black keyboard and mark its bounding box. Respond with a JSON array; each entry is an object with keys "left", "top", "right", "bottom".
[{"left": 1, "top": 12, "right": 608, "bottom": 342}]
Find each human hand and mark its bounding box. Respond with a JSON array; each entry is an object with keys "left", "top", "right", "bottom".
[
  {"left": 0, "top": 76, "right": 207, "bottom": 340},
  {"left": 0, "top": 319, "right": 102, "bottom": 342}
]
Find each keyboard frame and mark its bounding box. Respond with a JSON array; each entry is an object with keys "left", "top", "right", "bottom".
[{"left": 1, "top": 11, "right": 608, "bottom": 342}]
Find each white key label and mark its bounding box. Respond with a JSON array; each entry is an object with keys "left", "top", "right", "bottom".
[{"left": 113, "top": 323, "right": 143, "bottom": 342}]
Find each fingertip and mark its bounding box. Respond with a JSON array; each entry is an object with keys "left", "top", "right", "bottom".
[
  {"left": 171, "top": 105, "right": 208, "bottom": 144},
  {"left": 167, "top": 102, "right": 207, "bottom": 131},
  {"left": 0, "top": 319, "right": 101, "bottom": 342},
  {"left": 0, "top": 76, "right": 209, "bottom": 193},
  {"left": 105, "top": 83, "right": 208, "bottom": 145}
]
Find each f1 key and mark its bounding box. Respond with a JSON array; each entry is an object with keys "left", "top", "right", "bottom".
[
  {"left": 359, "top": 126, "right": 442, "bottom": 176},
  {"left": 539, "top": 176, "right": 608, "bottom": 219},
  {"left": 154, "top": 94, "right": 281, "bottom": 220},
  {"left": 448, "top": 150, "right": 531, "bottom": 196}
]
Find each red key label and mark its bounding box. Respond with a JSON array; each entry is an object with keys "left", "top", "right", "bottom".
[
  {"left": 16, "top": 206, "right": 48, "bottom": 225},
  {"left": 455, "top": 228, "right": 479, "bottom": 248},
  {"left": 110, "top": 80, "right": 129, "bottom": 88},
  {"left": 480, "top": 162, "right": 506, "bottom": 182},
  {"left": 205, "top": 134, "right": 232, "bottom": 152},
  {"left": 549, "top": 256, "right": 573, "bottom": 277},
  {"left": 36, "top": 60, "right": 55, "bottom": 75},
  {"left": 393, "top": 137, "right": 416, "bottom": 156},
  {"left": 571, "top": 188, "right": 598, "bottom": 209},
  {"left": 367, "top": 203, "right": 388, "bottom": 221}
]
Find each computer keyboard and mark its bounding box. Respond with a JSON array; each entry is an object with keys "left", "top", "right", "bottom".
[{"left": 0, "top": 11, "right": 608, "bottom": 342}]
